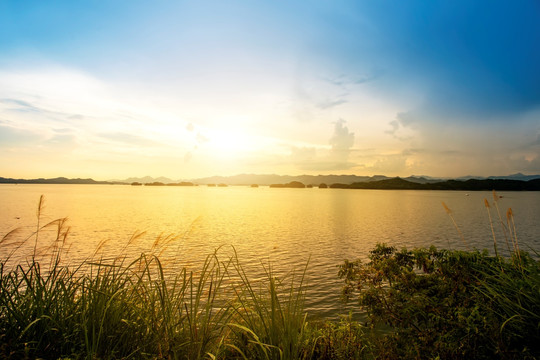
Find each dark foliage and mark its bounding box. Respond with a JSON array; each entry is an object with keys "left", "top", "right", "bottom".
[{"left": 339, "top": 244, "right": 540, "bottom": 359}]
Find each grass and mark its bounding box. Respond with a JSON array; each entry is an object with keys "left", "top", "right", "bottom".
[
  {"left": 0, "top": 200, "right": 342, "bottom": 359},
  {"left": 0, "top": 234, "right": 313, "bottom": 359},
  {"left": 1, "top": 195, "right": 539, "bottom": 359}
]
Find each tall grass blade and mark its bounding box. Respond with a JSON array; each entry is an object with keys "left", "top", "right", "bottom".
[{"left": 492, "top": 190, "right": 512, "bottom": 254}]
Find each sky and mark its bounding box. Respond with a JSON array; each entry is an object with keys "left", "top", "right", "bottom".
[{"left": 0, "top": 1, "right": 539, "bottom": 180}]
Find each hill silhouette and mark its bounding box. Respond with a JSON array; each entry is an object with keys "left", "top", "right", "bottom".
[
  {"left": 329, "top": 177, "right": 540, "bottom": 191},
  {"left": 0, "top": 177, "right": 120, "bottom": 185}
]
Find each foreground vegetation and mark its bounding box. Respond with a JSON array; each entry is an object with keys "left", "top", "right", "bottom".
[
  {"left": 339, "top": 245, "right": 539, "bottom": 359},
  {"left": 1, "top": 195, "right": 539, "bottom": 359}
]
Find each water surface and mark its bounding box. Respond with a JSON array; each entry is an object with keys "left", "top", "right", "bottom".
[{"left": 1, "top": 184, "right": 539, "bottom": 318}]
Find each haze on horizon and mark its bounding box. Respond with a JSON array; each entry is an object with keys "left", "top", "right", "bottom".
[{"left": 1, "top": 1, "right": 539, "bottom": 181}]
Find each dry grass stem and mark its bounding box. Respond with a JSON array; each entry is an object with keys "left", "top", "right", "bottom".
[
  {"left": 441, "top": 201, "right": 469, "bottom": 250},
  {"left": 484, "top": 198, "right": 499, "bottom": 258}
]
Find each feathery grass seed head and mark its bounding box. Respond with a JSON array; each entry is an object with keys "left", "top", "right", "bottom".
[
  {"left": 506, "top": 207, "right": 514, "bottom": 220},
  {"left": 441, "top": 202, "right": 452, "bottom": 214}
]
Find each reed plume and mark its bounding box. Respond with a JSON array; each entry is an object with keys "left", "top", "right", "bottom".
[
  {"left": 492, "top": 190, "right": 512, "bottom": 254},
  {"left": 506, "top": 207, "right": 523, "bottom": 268},
  {"left": 34, "top": 194, "right": 45, "bottom": 258},
  {"left": 484, "top": 198, "right": 499, "bottom": 258},
  {"left": 441, "top": 201, "right": 468, "bottom": 250}
]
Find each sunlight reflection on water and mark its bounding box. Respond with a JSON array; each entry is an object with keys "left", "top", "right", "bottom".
[{"left": 1, "top": 184, "right": 539, "bottom": 318}]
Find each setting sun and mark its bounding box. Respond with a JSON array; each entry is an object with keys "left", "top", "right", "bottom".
[{"left": 206, "top": 128, "right": 259, "bottom": 156}]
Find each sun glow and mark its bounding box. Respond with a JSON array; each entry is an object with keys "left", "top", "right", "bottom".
[{"left": 205, "top": 128, "right": 261, "bottom": 157}]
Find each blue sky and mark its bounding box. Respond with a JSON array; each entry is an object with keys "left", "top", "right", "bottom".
[{"left": 1, "top": 0, "right": 539, "bottom": 179}]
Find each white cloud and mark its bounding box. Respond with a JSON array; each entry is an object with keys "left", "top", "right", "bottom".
[{"left": 329, "top": 119, "right": 355, "bottom": 161}]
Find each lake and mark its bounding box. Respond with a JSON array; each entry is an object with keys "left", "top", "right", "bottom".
[{"left": 1, "top": 184, "right": 539, "bottom": 318}]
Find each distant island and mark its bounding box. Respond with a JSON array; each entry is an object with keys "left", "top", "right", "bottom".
[
  {"left": 1, "top": 174, "right": 540, "bottom": 190},
  {"left": 142, "top": 182, "right": 195, "bottom": 186},
  {"left": 269, "top": 181, "right": 306, "bottom": 188}
]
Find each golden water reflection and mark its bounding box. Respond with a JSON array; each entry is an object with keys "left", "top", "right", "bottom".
[{"left": 1, "top": 184, "right": 539, "bottom": 318}]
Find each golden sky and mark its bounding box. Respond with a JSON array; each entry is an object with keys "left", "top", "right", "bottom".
[{"left": 1, "top": 1, "right": 539, "bottom": 180}]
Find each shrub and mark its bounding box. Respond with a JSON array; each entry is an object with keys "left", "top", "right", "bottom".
[{"left": 339, "top": 244, "right": 540, "bottom": 359}]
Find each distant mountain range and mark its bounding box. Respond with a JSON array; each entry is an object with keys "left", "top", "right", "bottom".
[
  {"left": 188, "top": 174, "right": 391, "bottom": 185},
  {"left": 118, "top": 176, "right": 177, "bottom": 184},
  {"left": 459, "top": 173, "right": 540, "bottom": 182},
  {"left": 113, "top": 173, "right": 540, "bottom": 185},
  {"left": 2, "top": 173, "right": 540, "bottom": 188},
  {"left": 0, "top": 177, "right": 119, "bottom": 185}
]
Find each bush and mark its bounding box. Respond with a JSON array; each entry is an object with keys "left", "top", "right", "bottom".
[{"left": 339, "top": 244, "right": 540, "bottom": 359}]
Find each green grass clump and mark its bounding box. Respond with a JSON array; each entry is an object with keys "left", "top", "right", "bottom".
[
  {"left": 0, "top": 231, "right": 317, "bottom": 360},
  {"left": 225, "top": 254, "right": 309, "bottom": 360},
  {"left": 0, "top": 250, "right": 227, "bottom": 359},
  {"left": 303, "top": 314, "right": 371, "bottom": 360}
]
